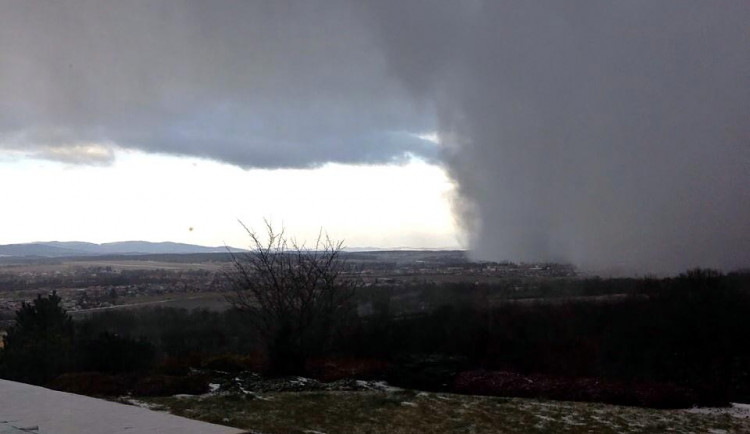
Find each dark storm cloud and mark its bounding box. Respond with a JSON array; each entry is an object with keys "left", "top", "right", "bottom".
[
  {"left": 3, "top": 1, "right": 749, "bottom": 273},
  {"left": 0, "top": 0, "right": 434, "bottom": 167},
  {"left": 365, "top": 1, "right": 750, "bottom": 273}
]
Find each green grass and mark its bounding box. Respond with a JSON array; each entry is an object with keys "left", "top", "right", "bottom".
[{"left": 136, "top": 390, "right": 750, "bottom": 433}]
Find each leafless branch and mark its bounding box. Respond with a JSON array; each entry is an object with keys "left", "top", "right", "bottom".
[{"left": 224, "top": 220, "right": 361, "bottom": 371}]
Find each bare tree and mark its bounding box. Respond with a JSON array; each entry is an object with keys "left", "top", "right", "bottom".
[{"left": 226, "top": 221, "right": 359, "bottom": 374}]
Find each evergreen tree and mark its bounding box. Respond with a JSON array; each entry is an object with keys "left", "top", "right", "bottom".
[{"left": 0, "top": 291, "right": 74, "bottom": 385}]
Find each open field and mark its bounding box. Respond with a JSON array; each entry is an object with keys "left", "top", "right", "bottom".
[
  {"left": 138, "top": 389, "right": 750, "bottom": 433},
  {"left": 68, "top": 292, "right": 230, "bottom": 316},
  {"left": 0, "top": 258, "right": 226, "bottom": 273},
  {"left": 0, "top": 251, "right": 585, "bottom": 323}
]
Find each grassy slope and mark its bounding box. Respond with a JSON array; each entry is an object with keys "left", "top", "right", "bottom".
[{"left": 139, "top": 390, "right": 749, "bottom": 433}]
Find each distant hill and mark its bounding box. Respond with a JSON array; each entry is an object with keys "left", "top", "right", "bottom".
[{"left": 0, "top": 241, "right": 246, "bottom": 258}]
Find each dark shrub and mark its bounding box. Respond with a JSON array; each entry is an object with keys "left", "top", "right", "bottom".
[
  {"left": 132, "top": 374, "right": 210, "bottom": 396},
  {"left": 76, "top": 332, "right": 155, "bottom": 373},
  {"left": 155, "top": 354, "right": 203, "bottom": 376},
  {"left": 305, "top": 357, "right": 389, "bottom": 382},
  {"left": 49, "top": 372, "right": 130, "bottom": 396},
  {"left": 454, "top": 370, "right": 701, "bottom": 409},
  {"left": 202, "top": 353, "right": 267, "bottom": 373},
  {"left": 386, "top": 354, "right": 469, "bottom": 392}
]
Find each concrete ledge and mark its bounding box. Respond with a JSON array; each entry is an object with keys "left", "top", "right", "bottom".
[{"left": 0, "top": 379, "right": 246, "bottom": 434}]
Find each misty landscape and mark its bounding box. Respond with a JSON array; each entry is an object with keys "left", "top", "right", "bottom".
[{"left": 1, "top": 1, "right": 749, "bottom": 433}]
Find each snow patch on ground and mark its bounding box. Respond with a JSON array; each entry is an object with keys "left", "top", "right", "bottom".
[
  {"left": 124, "top": 398, "right": 164, "bottom": 411},
  {"left": 561, "top": 414, "right": 586, "bottom": 426},
  {"left": 290, "top": 377, "right": 311, "bottom": 386},
  {"left": 354, "top": 380, "right": 401, "bottom": 392},
  {"left": 686, "top": 403, "right": 750, "bottom": 420}
]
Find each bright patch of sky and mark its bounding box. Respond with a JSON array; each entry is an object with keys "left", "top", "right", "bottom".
[
  {"left": 0, "top": 149, "right": 460, "bottom": 249},
  {"left": 415, "top": 132, "right": 440, "bottom": 145}
]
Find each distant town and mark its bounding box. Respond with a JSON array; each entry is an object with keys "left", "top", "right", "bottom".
[{"left": 0, "top": 249, "right": 578, "bottom": 330}]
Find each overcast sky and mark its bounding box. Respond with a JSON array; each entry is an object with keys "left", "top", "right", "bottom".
[
  {"left": 0, "top": 0, "right": 458, "bottom": 251},
  {"left": 1, "top": 1, "right": 748, "bottom": 274}
]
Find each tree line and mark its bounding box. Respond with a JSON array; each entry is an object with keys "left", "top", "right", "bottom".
[{"left": 1, "top": 225, "right": 749, "bottom": 407}]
